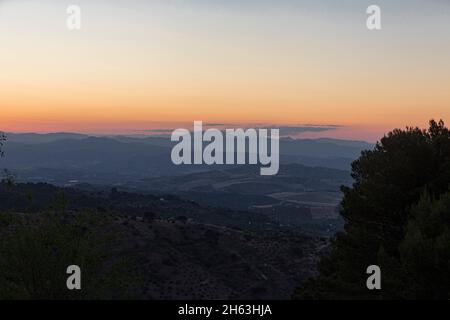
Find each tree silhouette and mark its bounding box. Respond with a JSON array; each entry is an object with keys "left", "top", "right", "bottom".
[
  {"left": 0, "top": 132, "right": 5, "bottom": 158},
  {"left": 296, "top": 120, "right": 450, "bottom": 299}
]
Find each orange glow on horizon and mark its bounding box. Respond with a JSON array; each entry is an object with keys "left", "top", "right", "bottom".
[{"left": 1, "top": 0, "right": 449, "bottom": 142}]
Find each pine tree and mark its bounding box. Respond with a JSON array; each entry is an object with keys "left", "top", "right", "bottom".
[{"left": 296, "top": 120, "right": 450, "bottom": 299}]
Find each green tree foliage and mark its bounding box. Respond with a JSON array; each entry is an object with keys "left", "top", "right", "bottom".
[
  {"left": 0, "top": 206, "right": 134, "bottom": 299},
  {"left": 296, "top": 120, "right": 450, "bottom": 299},
  {"left": 399, "top": 192, "right": 450, "bottom": 299}
]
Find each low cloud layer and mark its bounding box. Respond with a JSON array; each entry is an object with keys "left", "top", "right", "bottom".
[{"left": 140, "top": 124, "right": 342, "bottom": 138}]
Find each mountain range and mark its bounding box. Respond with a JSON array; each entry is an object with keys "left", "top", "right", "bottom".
[
  {"left": 0, "top": 132, "right": 369, "bottom": 235},
  {"left": 1, "top": 132, "right": 372, "bottom": 185}
]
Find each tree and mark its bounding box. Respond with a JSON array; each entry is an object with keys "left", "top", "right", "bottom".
[
  {"left": 399, "top": 192, "right": 450, "bottom": 299},
  {"left": 296, "top": 120, "right": 450, "bottom": 299},
  {"left": 0, "top": 132, "right": 5, "bottom": 158},
  {"left": 0, "top": 207, "right": 134, "bottom": 299}
]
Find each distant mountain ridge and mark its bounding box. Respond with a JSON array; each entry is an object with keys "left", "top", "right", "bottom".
[
  {"left": 1, "top": 132, "right": 372, "bottom": 185},
  {"left": 5, "top": 132, "right": 88, "bottom": 144}
]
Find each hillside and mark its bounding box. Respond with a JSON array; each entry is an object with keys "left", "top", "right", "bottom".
[
  {"left": 134, "top": 164, "right": 351, "bottom": 235},
  {"left": 0, "top": 182, "right": 325, "bottom": 299},
  {"left": 0, "top": 182, "right": 274, "bottom": 231},
  {"left": 105, "top": 216, "right": 324, "bottom": 299}
]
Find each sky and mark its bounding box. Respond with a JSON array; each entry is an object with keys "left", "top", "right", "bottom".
[{"left": 1, "top": 0, "right": 450, "bottom": 141}]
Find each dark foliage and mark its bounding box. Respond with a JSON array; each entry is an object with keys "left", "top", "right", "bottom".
[
  {"left": 398, "top": 192, "right": 450, "bottom": 298},
  {"left": 296, "top": 120, "right": 450, "bottom": 299},
  {"left": 0, "top": 132, "right": 6, "bottom": 158},
  {"left": 0, "top": 208, "right": 134, "bottom": 299}
]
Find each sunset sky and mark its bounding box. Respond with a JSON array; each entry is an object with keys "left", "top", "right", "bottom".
[{"left": 1, "top": 0, "right": 450, "bottom": 141}]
